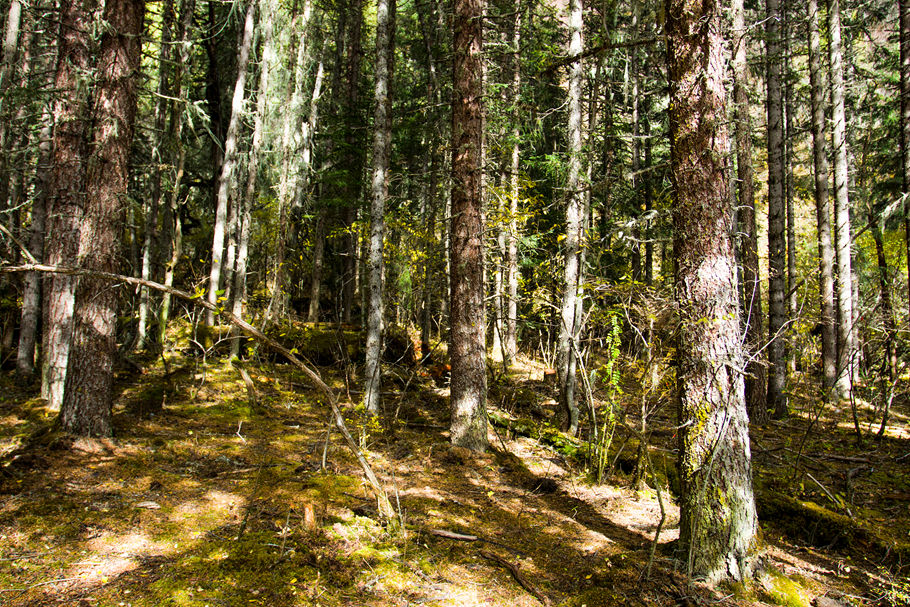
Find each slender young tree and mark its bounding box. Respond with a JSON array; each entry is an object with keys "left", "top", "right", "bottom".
[
  {"left": 557, "top": 0, "right": 585, "bottom": 436},
  {"left": 60, "top": 0, "right": 144, "bottom": 436},
  {"left": 205, "top": 0, "right": 255, "bottom": 329},
  {"left": 504, "top": 1, "right": 521, "bottom": 364},
  {"left": 364, "top": 0, "right": 396, "bottom": 415},
  {"left": 827, "top": 0, "right": 855, "bottom": 403},
  {"left": 137, "top": 0, "right": 175, "bottom": 350},
  {"left": 231, "top": 0, "right": 278, "bottom": 358},
  {"left": 766, "top": 0, "right": 788, "bottom": 418},
  {"left": 900, "top": 0, "right": 910, "bottom": 317},
  {"left": 731, "top": 0, "right": 767, "bottom": 422},
  {"left": 807, "top": 0, "right": 837, "bottom": 395},
  {"left": 450, "top": 0, "right": 487, "bottom": 452},
  {"left": 666, "top": 0, "right": 757, "bottom": 583}
]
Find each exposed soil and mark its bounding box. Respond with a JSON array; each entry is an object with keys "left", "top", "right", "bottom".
[{"left": 1, "top": 346, "right": 907, "bottom": 606}]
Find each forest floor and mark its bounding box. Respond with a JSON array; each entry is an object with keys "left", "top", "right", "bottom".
[{"left": 1, "top": 332, "right": 909, "bottom": 607}]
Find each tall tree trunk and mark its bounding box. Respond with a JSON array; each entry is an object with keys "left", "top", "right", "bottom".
[
  {"left": 205, "top": 0, "right": 255, "bottom": 328},
  {"left": 557, "top": 0, "right": 585, "bottom": 436},
  {"left": 137, "top": 0, "right": 175, "bottom": 351},
  {"left": 504, "top": 1, "right": 521, "bottom": 364},
  {"left": 159, "top": 0, "right": 195, "bottom": 346},
  {"left": 231, "top": 0, "right": 277, "bottom": 357},
  {"left": 807, "top": 0, "right": 837, "bottom": 396},
  {"left": 900, "top": 0, "right": 910, "bottom": 320},
  {"left": 732, "top": 0, "right": 767, "bottom": 422},
  {"left": 16, "top": 120, "right": 52, "bottom": 377},
  {"left": 827, "top": 0, "right": 855, "bottom": 404},
  {"left": 766, "top": 0, "right": 788, "bottom": 418},
  {"left": 342, "top": 0, "right": 365, "bottom": 325},
  {"left": 364, "top": 0, "right": 396, "bottom": 415},
  {"left": 666, "top": 0, "right": 757, "bottom": 583},
  {"left": 43, "top": 0, "right": 97, "bottom": 410},
  {"left": 60, "top": 0, "right": 143, "bottom": 436},
  {"left": 450, "top": 0, "right": 487, "bottom": 452},
  {"left": 784, "top": 6, "right": 797, "bottom": 376}
]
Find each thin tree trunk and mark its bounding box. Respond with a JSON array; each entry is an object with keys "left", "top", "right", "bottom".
[
  {"left": 364, "top": 0, "right": 396, "bottom": 415},
  {"left": 900, "top": 0, "right": 910, "bottom": 321},
  {"left": 450, "top": 0, "right": 487, "bottom": 452},
  {"left": 827, "top": 0, "right": 855, "bottom": 404},
  {"left": 784, "top": 5, "right": 797, "bottom": 378},
  {"left": 159, "top": 0, "right": 195, "bottom": 346},
  {"left": 666, "top": 0, "right": 757, "bottom": 583},
  {"left": 16, "top": 119, "right": 52, "bottom": 377},
  {"left": 732, "top": 0, "right": 767, "bottom": 422},
  {"left": 504, "top": 1, "right": 521, "bottom": 363},
  {"left": 766, "top": 0, "right": 788, "bottom": 418},
  {"left": 61, "top": 0, "right": 143, "bottom": 436},
  {"left": 342, "top": 1, "right": 365, "bottom": 325},
  {"left": 43, "top": 0, "right": 97, "bottom": 410},
  {"left": 137, "top": 0, "right": 175, "bottom": 351},
  {"left": 205, "top": 0, "right": 255, "bottom": 328},
  {"left": 557, "top": 0, "right": 585, "bottom": 436},
  {"left": 231, "top": 0, "right": 277, "bottom": 356},
  {"left": 808, "top": 0, "right": 837, "bottom": 396}
]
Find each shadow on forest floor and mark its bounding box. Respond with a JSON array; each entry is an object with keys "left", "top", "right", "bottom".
[{"left": 1, "top": 344, "right": 908, "bottom": 607}]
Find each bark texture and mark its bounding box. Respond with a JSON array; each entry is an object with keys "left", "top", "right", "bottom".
[
  {"left": 450, "top": 0, "right": 487, "bottom": 452},
  {"left": 60, "top": 0, "right": 143, "bottom": 436},
  {"left": 364, "top": 0, "right": 396, "bottom": 414},
  {"left": 666, "top": 0, "right": 757, "bottom": 584},
  {"left": 43, "top": 0, "right": 97, "bottom": 410},
  {"left": 766, "top": 0, "right": 788, "bottom": 418},
  {"left": 900, "top": 0, "right": 910, "bottom": 319},
  {"left": 808, "top": 0, "right": 838, "bottom": 395},
  {"left": 557, "top": 0, "right": 585, "bottom": 436}
]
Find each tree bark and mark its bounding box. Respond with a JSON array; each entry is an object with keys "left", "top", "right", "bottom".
[
  {"left": 666, "top": 0, "right": 757, "bottom": 583},
  {"left": 807, "top": 0, "right": 837, "bottom": 396},
  {"left": 766, "top": 0, "right": 788, "bottom": 418},
  {"left": 60, "top": 0, "right": 143, "bottom": 436},
  {"left": 732, "top": 0, "right": 767, "bottom": 423},
  {"left": 900, "top": 0, "right": 910, "bottom": 320},
  {"left": 450, "top": 0, "right": 487, "bottom": 452},
  {"left": 205, "top": 0, "right": 255, "bottom": 328},
  {"left": 827, "top": 0, "right": 855, "bottom": 404},
  {"left": 16, "top": 120, "right": 52, "bottom": 376},
  {"left": 364, "top": 0, "right": 396, "bottom": 415},
  {"left": 43, "top": 0, "right": 98, "bottom": 410},
  {"left": 557, "top": 0, "right": 585, "bottom": 436},
  {"left": 504, "top": 1, "right": 521, "bottom": 364}
]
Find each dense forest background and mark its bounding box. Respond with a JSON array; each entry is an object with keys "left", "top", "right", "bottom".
[{"left": 0, "top": 0, "right": 909, "bottom": 604}]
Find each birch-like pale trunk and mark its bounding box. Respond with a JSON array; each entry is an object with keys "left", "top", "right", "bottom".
[
  {"left": 557, "top": 0, "right": 585, "bottom": 436},
  {"left": 504, "top": 1, "right": 521, "bottom": 363},
  {"left": 363, "top": 0, "right": 395, "bottom": 414},
  {"left": 827, "top": 0, "right": 855, "bottom": 404},
  {"left": 205, "top": 0, "right": 255, "bottom": 329},
  {"left": 899, "top": 0, "right": 910, "bottom": 321}
]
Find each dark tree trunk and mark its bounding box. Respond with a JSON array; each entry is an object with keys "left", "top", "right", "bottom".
[
  {"left": 732, "top": 0, "right": 767, "bottom": 423},
  {"left": 900, "top": 0, "right": 910, "bottom": 319},
  {"left": 766, "top": 0, "right": 788, "bottom": 418},
  {"left": 449, "top": 0, "right": 487, "bottom": 452},
  {"left": 666, "top": 0, "right": 757, "bottom": 583},
  {"left": 60, "top": 0, "right": 143, "bottom": 436},
  {"left": 808, "top": 0, "right": 838, "bottom": 396},
  {"left": 43, "top": 0, "right": 97, "bottom": 410}
]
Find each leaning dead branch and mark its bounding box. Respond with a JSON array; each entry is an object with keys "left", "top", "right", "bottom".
[{"left": 0, "top": 262, "right": 396, "bottom": 522}]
